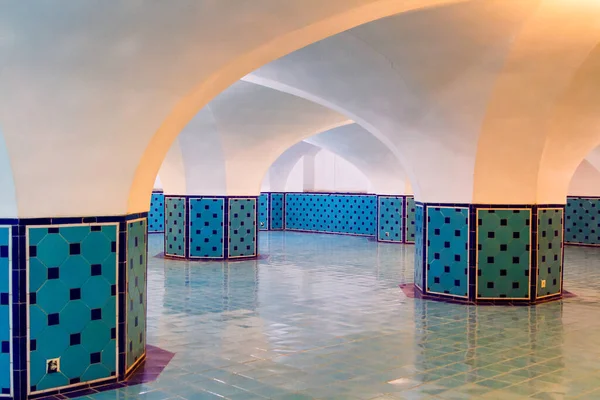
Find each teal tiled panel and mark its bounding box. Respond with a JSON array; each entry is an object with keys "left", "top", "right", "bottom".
[
  {"left": 565, "top": 198, "right": 600, "bottom": 245},
  {"left": 148, "top": 193, "right": 164, "bottom": 233},
  {"left": 126, "top": 219, "right": 147, "bottom": 372},
  {"left": 28, "top": 224, "right": 117, "bottom": 393},
  {"left": 259, "top": 194, "right": 269, "bottom": 231},
  {"left": 405, "top": 197, "right": 416, "bottom": 243},
  {"left": 537, "top": 209, "right": 563, "bottom": 298},
  {"left": 476, "top": 209, "right": 531, "bottom": 299},
  {"left": 189, "top": 198, "right": 224, "bottom": 258},
  {"left": 378, "top": 196, "right": 403, "bottom": 242},
  {"left": 0, "top": 227, "right": 10, "bottom": 396},
  {"left": 414, "top": 205, "right": 424, "bottom": 289},
  {"left": 426, "top": 207, "right": 469, "bottom": 298},
  {"left": 270, "top": 193, "right": 284, "bottom": 230},
  {"left": 284, "top": 194, "right": 376, "bottom": 236},
  {"left": 228, "top": 198, "right": 257, "bottom": 258},
  {"left": 165, "top": 197, "right": 186, "bottom": 257}
]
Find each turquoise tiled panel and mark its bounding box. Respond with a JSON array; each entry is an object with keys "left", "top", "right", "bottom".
[
  {"left": 259, "top": 194, "right": 269, "bottom": 231},
  {"left": 565, "top": 198, "right": 600, "bottom": 245},
  {"left": 28, "top": 225, "right": 117, "bottom": 393},
  {"left": 414, "top": 205, "right": 424, "bottom": 289},
  {"left": 165, "top": 197, "right": 186, "bottom": 257},
  {"left": 148, "top": 193, "right": 164, "bottom": 233},
  {"left": 378, "top": 196, "right": 403, "bottom": 242},
  {"left": 426, "top": 207, "right": 469, "bottom": 297},
  {"left": 127, "top": 219, "right": 147, "bottom": 371},
  {"left": 537, "top": 209, "right": 563, "bottom": 298},
  {"left": 0, "top": 227, "right": 10, "bottom": 396},
  {"left": 406, "top": 197, "right": 416, "bottom": 243},
  {"left": 270, "top": 193, "right": 284, "bottom": 230},
  {"left": 228, "top": 198, "right": 257, "bottom": 258},
  {"left": 189, "top": 198, "right": 224, "bottom": 258},
  {"left": 284, "top": 194, "right": 376, "bottom": 236},
  {"left": 477, "top": 209, "right": 531, "bottom": 299}
]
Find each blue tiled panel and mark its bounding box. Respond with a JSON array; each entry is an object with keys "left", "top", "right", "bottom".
[
  {"left": 0, "top": 227, "right": 10, "bottom": 396},
  {"left": 259, "top": 194, "right": 269, "bottom": 231},
  {"left": 537, "top": 209, "right": 563, "bottom": 298},
  {"left": 270, "top": 193, "right": 284, "bottom": 230},
  {"left": 284, "top": 194, "right": 376, "bottom": 236},
  {"left": 189, "top": 198, "right": 224, "bottom": 258},
  {"left": 228, "top": 198, "right": 257, "bottom": 258},
  {"left": 414, "top": 205, "right": 424, "bottom": 289},
  {"left": 28, "top": 225, "right": 117, "bottom": 393},
  {"left": 378, "top": 196, "right": 403, "bottom": 242},
  {"left": 565, "top": 197, "right": 600, "bottom": 245},
  {"left": 426, "top": 207, "right": 469, "bottom": 298},
  {"left": 165, "top": 197, "right": 186, "bottom": 257},
  {"left": 148, "top": 193, "right": 164, "bottom": 233},
  {"left": 126, "top": 219, "right": 147, "bottom": 372},
  {"left": 406, "top": 197, "right": 416, "bottom": 243}
]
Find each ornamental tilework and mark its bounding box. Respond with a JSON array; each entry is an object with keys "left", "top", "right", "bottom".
[
  {"left": 406, "top": 197, "right": 416, "bottom": 243},
  {"left": 414, "top": 205, "right": 424, "bottom": 290},
  {"left": 565, "top": 198, "right": 600, "bottom": 245},
  {"left": 259, "top": 194, "right": 269, "bottom": 231},
  {"left": 228, "top": 199, "right": 257, "bottom": 258},
  {"left": 189, "top": 198, "right": 224, "bottom": 258},
  {"left": 284, "top": 194, "right": 376, "bottom": 236},
  {"left": 165, "top": 197, "right": 186, "bottom": 257},
  {"left": 126, "top": 219, "right": 147, "bottom": 371},
  {"left": 270, "top": 193, "right": 284, "bottom": 230},
  {"left": 0, "top": 227, "right": 9, "bottom": 396},
  {"left": 148, "top": 193, "right": 164, "bottom": 233},
  {"left": 28, "top": 225, "right": 117, "bottom": 393},
  {"left": 378, "top": 196, "right": 403, "bottom": 242},
  {"left": 426, "top": 207, "right": 469, "bottom": 297},
  {"left": 537, "top": 209, "right": 563, "bottom": 298},
  {"left": 476, "top": 210, "right": 531, "bottom": 299}
]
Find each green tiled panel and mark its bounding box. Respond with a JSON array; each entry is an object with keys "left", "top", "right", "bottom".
[
  {"left": 406, "top": 197, "right": 416, "bottom": 243},
  {"left": 228, "top": 198, "right": 257, "bottom": 258},
  {"left": 537, "top": 209, "right": 563, "bottom": 298},
  {"left": 414, "top": 205, "right": 424, "bottom": 289},
  {"left": 565, "top": 198, "right": 600, "bottom": 245},
  {"left": 28, "top": 225, "right": 117, "bottom": 393},
  {"left": 0, "top": 227, "right": 10, "bottom": 395},
  {"left": 427, "top": 207, "right": 469, "bottom": 297},
  {"left": 378, "top": 196, "right": 403, "bottom": 242},
  {"left": 165, "top": 197, "right": 186, "bottom": 257},
  {"left": 270, "top": 193, "right": 284, "bottom": 230},
  {"left": 477, "top": 209, "right": 531, "bottom": 299},
  {"left": 127, "top": 219, "right": 147, "bottom": 371}
]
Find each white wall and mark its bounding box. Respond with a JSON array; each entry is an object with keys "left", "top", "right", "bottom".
[
  {"left": 285, "top": 158, "right": 304, "bottom": 192},
  {"left": 313, "top": 149, "right": 371, "bottom": 192},
  {"left": 569, "top": 160, "right": 600, "bottom": 196}
]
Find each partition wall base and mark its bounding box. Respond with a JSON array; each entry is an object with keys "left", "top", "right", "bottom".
[
  {"left": 413, "top": 203, "right": 565, "bottom": 305},
  {"left": 164, "top": 195, "right": 258, "bottom": 260},
  {"left": 0, "top": 213, "right": 148, "bottom": 400}
]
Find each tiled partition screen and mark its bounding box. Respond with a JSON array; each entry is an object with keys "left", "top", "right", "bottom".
[
  {"left": 0, "top": 213, "right": 148, "bottom": 399},
  {"left": 413, "top": 203, "right": 564, "bottom": 305},
  {"left": 565, "top": 196, "right": 600, "bottom": 246},
  {"left": 259, "top": 192, "right": 415, "bottom": 243},
  {"left": 164, "top": 195, "right": 258, "bottom": 260}
]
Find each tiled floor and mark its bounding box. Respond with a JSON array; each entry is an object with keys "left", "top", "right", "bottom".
[{"left": 82, "top": 232, "right": 600, "bottom": 399}]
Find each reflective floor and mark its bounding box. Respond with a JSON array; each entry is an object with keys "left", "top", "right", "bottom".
[{"left": 84, "top": 232, "right": 600, "bottom": 399}]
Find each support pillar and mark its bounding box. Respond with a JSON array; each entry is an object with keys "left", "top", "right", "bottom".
[
  {"left": 164, "top": 195, "right": 258, "bottom": 260},
  {"left": 0, "top": 213, "right": 148, "bottom": 399},
  {"left": 414, "top": 203, "right": 564, "bottom": 305}
]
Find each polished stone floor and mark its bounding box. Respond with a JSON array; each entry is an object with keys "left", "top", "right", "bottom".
[{"left": 83, "top": 232, "right": 600, "bottom": 400}]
